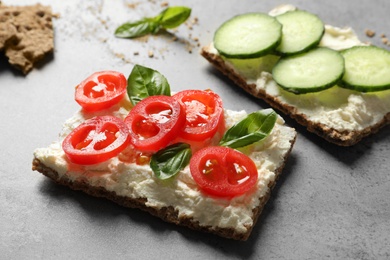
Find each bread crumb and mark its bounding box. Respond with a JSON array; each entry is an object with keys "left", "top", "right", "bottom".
[
  {"left": 135, "top": 35, "right": 150, "bottom": 43},
  {"left": 127, "top": 2, "right": 140, "bottom": 9},
  {"left": 160, "top": 1, "right": 169, "bottom": 7},
  {"left": 365, "top": 29, "right": 376, "bottom": 38},
  {"left": 364, "top": 29, "right": 390, "bottom": 47},
  {"left": 148, "top": 50, "right": 154, "bottom": 58}
]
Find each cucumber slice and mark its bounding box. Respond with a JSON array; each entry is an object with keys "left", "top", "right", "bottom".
[
  {"left": 213, "top": 13, "right": 282, "bottom": 59},
  {"left": 340, "top": 46, "right": 390, "bottom": 92},
  {"left": 272, "top": 47, "right": 345, "bottom": 94},
  {"left": 275, "top": 10, "right": 324, "bottom": 55}
]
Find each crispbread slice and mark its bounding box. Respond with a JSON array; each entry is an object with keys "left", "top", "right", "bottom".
[
  {"left": 201, "top": 45, "right": 390, "bottom": 146},
  {"left": 32, "top": 108, "right": 296, "bottom": 241},
  {"left": 0, "top": 3, "right": 54, "bottom": 74},
  {"left": 32, "top": 141, "right": 290, "bottom": 241}
]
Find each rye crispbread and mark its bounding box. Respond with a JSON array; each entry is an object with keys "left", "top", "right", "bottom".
[
  {"left": 0, "top": 3, "right": 54, "bottom": 74},
  {"left": 32, "top": 128, "right": 296, "bottom": 241},
  {"left": 201, "top": 46, "right": 390, "bottom": 146}
]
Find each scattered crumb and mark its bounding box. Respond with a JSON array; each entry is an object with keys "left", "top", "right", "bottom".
[
  {"left": 58, "top": 0, "right": 202, "bottom": 63},
  {"left": 135, "top": 35, "right": 150, "bottom": 43},
  {"left": 159, "top": 46, "right": 168, "bottom": 55},
  {"left": 365, "top": 29, "right": 376, "bottom": 38},
  {"left": 127, "top": 2, "right": 141, "bottom": 9},
  {"left": 379, "top": 34, "right": 390, "bottom": 46},
  {"left": 364, "top": 29, "right": 390, "bottom": 47},
  {"left": 115, "top": 52, "right": 132, "bottom": 63},
  {"left": 181, "top": 38, "right": 193, "bottom": 53},
  {"left": 185, "top": 17, "right": 199, "bottom": 32}
]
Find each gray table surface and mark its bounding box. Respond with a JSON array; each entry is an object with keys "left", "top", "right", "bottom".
[{"left": 1, "top": 0, "right": 389, "bottom": 259}]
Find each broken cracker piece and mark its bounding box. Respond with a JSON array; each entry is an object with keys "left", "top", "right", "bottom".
[{"left": 0, "top": 4, "right": 54, "bottom": 74}]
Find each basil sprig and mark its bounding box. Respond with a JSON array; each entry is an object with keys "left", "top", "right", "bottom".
[
  {"left": 150, "top": 143, "right": 192, "bottom": 180},
  {"left": 127, "top": 64, "right": 170, "bottom": 106},
  {"left": 219, "top": 109, "right": 278, "bottom": 149},
  {"left": 115, "top": 6, "right": 191, "bottom": 39}
]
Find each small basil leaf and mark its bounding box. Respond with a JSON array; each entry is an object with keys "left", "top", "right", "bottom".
[
  {"left": 219, "top": 109, "right": 278, "bottom": 148},
  {"left": 150, "top": 143, "right": 192, "bottom": 180},
  {"left": 114, "top": 6, "right": 191, "bottom": 39},
  {"left": 127, "top": 64, "right": 171, "bottom": 105},
  {"left": 159, "top": 6, "right": 191, "bottom": 29},
  {"left": 114, "top": 18, "right": 159, "bottom": 38}
]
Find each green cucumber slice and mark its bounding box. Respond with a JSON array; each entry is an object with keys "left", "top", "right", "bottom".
[
  {"left": 275, "top": 10, "right": 325, "bottom": 55},
  {"left": 272, "top": 47, "right": 345, "bottom": 94},
  {"left": 340, "top": 46, "right": 390, "bottom": 92},
  {"left": 213, "top": 13, "right": 282, "bottom": 59}
]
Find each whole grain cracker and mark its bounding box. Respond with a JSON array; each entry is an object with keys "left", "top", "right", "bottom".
[{"left": 0, "top": 4, "right": 54, "bottom": 74}]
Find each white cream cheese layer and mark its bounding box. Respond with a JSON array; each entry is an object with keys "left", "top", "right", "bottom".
[
  {"left": 209, "top": 5, "right": 390, "bottom": 132},
  {"left": 34, "top": 97, "right": 296, "bottom": 234}
]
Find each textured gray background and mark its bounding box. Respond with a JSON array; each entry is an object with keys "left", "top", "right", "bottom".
[{"left": 1, "top": 0, "right": 389, "bottom": 259}]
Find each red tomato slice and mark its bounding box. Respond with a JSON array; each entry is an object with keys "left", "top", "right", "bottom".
[
  {"left": 172, "top": 90, "right": 225, "bottom": 142},
  {"left": 190, "top": 146, "right": 258, "bottom": 198},
  {"left": 75, "top": 71, "right": 127, "bottom": 112},
  {"left": 62, "top": 116, "right": 130, "bottom": 165},
  {"left": 124, "top": 95, "right": 186, "bottom": 152}
]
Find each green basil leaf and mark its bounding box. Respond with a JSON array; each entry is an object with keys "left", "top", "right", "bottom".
[
  {"left": 150, "top": 143, "right": 192, "bottom": 180},
  {"left": 127, "top": 64, "right": 171, "bottom": 105},
  {"left": 114, "top": 6, "right": 191, "bottom": 39},
  {"left": 114, "top": 18, "right": 159, "bottom": 38},
  {"left": 219, "top": 109, "right": 278, "bottom": 148},
  {"left": 159, "top": 6, "right": 192, "bottom": 29}
]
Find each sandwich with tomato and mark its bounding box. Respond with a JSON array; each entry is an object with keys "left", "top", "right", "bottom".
[{"left": 32, "top": 65, "right": 297, "bottom": 240}]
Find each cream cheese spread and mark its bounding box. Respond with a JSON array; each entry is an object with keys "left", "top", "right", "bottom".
[
  {"left": 209, "top": 4, "right": 390, "bottom": 132},
  {"left": 34, "top": 97, "right": 296, "bottom": 234}
]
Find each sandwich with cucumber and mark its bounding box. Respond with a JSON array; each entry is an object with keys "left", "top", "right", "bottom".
[{"left": 201, "top": 4, "right": 390, "bottom": 146}]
